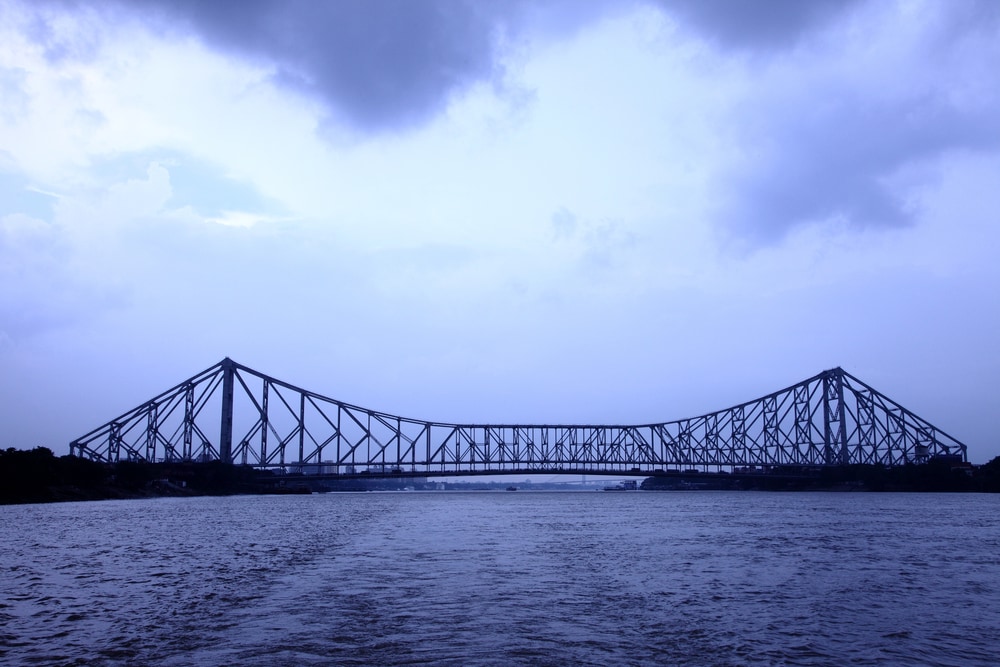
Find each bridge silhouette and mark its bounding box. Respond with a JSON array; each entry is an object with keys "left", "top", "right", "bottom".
[{"left": 70, "top": 358, "right": 967, "bottom": 476}]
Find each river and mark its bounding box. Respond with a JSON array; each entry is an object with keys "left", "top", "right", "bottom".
[{"left": 2, "top": 491, "right": 997, "bottom": 666}]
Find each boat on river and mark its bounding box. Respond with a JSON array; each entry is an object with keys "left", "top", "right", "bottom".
[{"left": 602, "top": 480, "right": 638, "bottom": 491}]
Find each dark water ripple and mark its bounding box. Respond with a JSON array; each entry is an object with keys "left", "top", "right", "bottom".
[{"left": 2, "top": 492, "right": 998, "bottom": 666}]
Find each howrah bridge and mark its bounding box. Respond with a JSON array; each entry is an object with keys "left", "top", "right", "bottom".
[{"left": 70, "top": 358, "right": 967, "bottom": 476}]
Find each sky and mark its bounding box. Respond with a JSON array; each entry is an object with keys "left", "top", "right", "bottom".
[{"left": 1, "top": 0, "right": 998, "bottom": 464}]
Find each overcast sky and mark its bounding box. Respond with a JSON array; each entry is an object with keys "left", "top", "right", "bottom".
[{"left": 2, "top": 0, "right": 998, "bottom": 463}]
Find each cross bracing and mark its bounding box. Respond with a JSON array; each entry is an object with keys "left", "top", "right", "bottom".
[{"left": 70, "top": 358, "right": 967, "bottom": 473}]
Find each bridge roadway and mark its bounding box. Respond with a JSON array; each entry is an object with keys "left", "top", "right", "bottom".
[
  {"left": 69, "top": 358, "right": 969, "bottom": 471},
  {"left": 273, "top": 462, "right": 857, "bottom": 480}
]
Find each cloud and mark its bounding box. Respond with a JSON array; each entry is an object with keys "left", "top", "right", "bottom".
[
  {"left": 0, "top": 210, "right": 125, "bottom": 341},
  {"left": 92, "top": 0, "right": 527, "bottom": 133},
  {"left": 551, "top": 209, "right": 638, "bottom": 274},
  {"left": 87, "top": 151, "right": 289, "bottom": 221},
  {"left": 1, "top": 163, "right": 170, "bottom": 328},
  {"left": 694, "top": 0, "right": 1000, "bottom": 245},
  {"left": 550, "top": 207, "right": 577, "bottom": 238},
  {"left": 0, "top": 171, "right": 59, "bottom": 220},
  {"left": 0, "top": 67, "right": 30, "bottom": 123},
  {"left": 718, "top": 91, "right": 1000, "bottom": 245},
  {"left": 654, "top": 0, "right": 865, "bottom": 51},
  {"left": 25, "top": 0, "right": 626, "bottom": 135}
]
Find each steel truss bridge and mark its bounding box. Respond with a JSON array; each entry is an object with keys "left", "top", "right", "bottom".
[{"left": 70, "top": 358, "right": 967, "bottom": 475}]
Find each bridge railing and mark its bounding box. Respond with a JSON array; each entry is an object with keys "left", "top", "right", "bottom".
[{"left": 70, "top": 359, "right": 967, "bottom": 472}]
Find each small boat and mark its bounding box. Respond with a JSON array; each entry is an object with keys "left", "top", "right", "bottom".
[
  {"left": 506, "top": 486, "right": 518, "bottom": 491},
  {"left": 602, "top": 480, "right": 638, "bottom": 491}
]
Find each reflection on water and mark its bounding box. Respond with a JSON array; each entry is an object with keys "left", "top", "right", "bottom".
[{"left": 2, "top": 492, "right": 998, "bottom": 666}]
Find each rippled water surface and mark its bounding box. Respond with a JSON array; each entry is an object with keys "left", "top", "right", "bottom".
[{"left": 2, "top": 491, "right": 998, "bottom": 666}]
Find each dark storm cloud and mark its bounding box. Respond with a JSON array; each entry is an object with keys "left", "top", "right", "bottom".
[
  {"left": 651, "top": 0, "right": 1000, "bottom": 244},
  {"left": 656, "top": 0, "right": 865, "bottom": 50},
  {"left": 122, "top": 0, "right": 519, "bottom": 132},
  {"left": 722, "top": 92, "right": 1000, "bottom": 243},
  {"left": 29, "top": 0, "right": 617, "bottom": 132},
  {"left": 24, "top": 0, "right": 528, "bottom": 131}
]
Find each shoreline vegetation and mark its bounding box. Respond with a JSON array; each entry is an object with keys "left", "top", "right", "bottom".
[{"left": 2, "top": 447, "right": 999, "bottom": 505}]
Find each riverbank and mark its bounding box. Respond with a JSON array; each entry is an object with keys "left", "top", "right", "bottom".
[
  {"left": 0, "top": 447, "right": 303, "bottom": 504},
  {"left": 3, "top": 447, "right": 999, "bottom": 504},
  {"left": 640, "top": 458, "right": 1000, "bottom": 492}
]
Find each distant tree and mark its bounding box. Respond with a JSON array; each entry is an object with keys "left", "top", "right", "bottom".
[
  {"left": 0, "top": 446, "right": 109, "bottom": 503},
  {"left": 1, "top": 447, "right": 57, "bottom": 502},
  {"left": 977, "top": 456, "right": 1000, "bottom": 492}
]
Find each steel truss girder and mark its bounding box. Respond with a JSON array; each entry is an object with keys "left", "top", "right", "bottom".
[{"left": 70, "top": 360, "right": 968, "bottom": 473}]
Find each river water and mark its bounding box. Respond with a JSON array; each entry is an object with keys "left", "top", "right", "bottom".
[{"left": 2, "top": 491, "right": 997, "bottom": 666}]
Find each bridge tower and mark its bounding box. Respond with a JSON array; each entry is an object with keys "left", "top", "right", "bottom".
[
  {"left": 822, "top": 368, "right": 849, "bottom": 466},
  {"left": 219, "top": 357, "right": 235, "bottom": 465}
]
